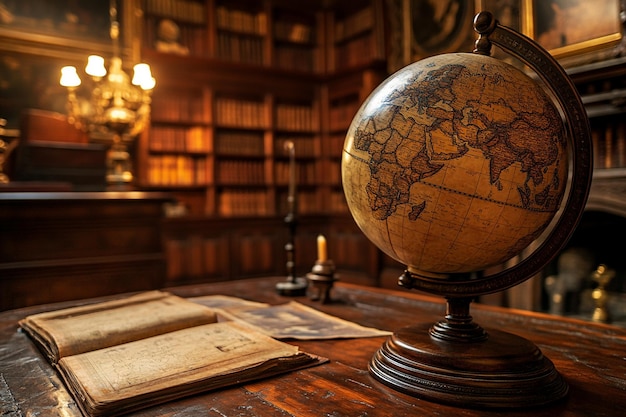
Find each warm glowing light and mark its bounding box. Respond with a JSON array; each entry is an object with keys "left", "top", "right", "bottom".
[
  {"left": 60, "top": 66, "right": 81, "bottom": 88},
  {"left": 317, "top": 234, "right": 327, "bottom": 262},
  {"left": 132, "top": 63, "right": 155, "bottom": 90},
  {"left": 58, "top": 0, "right": 155, "bottom": 186},
  {"left": 85, "top": 55, "right": 107, "bottom": 78}
]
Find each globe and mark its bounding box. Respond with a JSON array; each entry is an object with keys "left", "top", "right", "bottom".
[
  {"left": 342, "top": 52, "right": 568, "bottom": 278},
  {"left": 359, "top": 12, "right": 592, "bottom": 408}
]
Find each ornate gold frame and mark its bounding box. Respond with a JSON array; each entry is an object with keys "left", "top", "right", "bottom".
[{"left": 522, "top": 0, "right": 623, "bottom": 62}]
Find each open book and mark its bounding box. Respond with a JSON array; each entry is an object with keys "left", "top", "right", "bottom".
[{"left": 18, "top": 291, "right": 324, "bottom": 417}]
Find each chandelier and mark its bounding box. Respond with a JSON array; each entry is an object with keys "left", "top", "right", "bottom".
[{"left": 59, "top": 0, "right": 155, "bottom": 187}]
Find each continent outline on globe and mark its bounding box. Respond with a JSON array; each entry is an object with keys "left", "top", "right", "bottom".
[{"left": 342, "top": 52, "right": 568, "bottom": 275}]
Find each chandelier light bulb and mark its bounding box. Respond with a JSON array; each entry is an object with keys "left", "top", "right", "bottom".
[
  {"left": 132, "top": 63, "right": 155, "bottom": 90},
  {"left": 59, "top": 0, "right": 155, "bottom": 187},
  {"left": 60, "top": 66, "right": 81, "bottom": 87},
  {"left": 85, "top": 55, "right": 107, "bottom": 78}
]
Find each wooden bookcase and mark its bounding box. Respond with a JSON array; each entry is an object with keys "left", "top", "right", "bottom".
[
  {"left": 324, "top": 0, "right": 386, "bottom": 73},
  {"left": 133, "top": 0, "right": 388, "bottom": 283},
  {"left": 137, "top": 0, "right": 386, "bottom": 219}
]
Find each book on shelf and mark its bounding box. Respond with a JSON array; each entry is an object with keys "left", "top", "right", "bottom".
[{"left": 18, "top": 291, "right": 325, "bottom": 417}]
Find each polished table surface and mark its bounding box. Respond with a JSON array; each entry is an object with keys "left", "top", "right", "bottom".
[{"left": 1, "top": 277, "right": 625, "bottom": 416}]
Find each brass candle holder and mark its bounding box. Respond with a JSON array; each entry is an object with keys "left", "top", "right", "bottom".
[
  {"left": 276, "top": 141, "right": 308, "bottom": 296},
  {"left": 591, "top": 264, "right": 615, "bottom": 323},
  {"left": 306, "top": 259, "right": 337, "bottom": 304}
]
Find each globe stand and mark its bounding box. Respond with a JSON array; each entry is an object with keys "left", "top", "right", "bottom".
[
  {"left": 363, "top": 11, "right": 593, "bottom": 409},
  {"left": 370, "top": 273, "right": 567, "bottom": 408}
]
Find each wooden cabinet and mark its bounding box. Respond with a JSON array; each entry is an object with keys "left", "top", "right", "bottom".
[{"left": 0, "top": 191, "right": 174, "bottom": 311}]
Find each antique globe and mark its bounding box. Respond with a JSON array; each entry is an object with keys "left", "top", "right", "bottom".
[
  {"left": 342, "top": 51, "right": 567, "bottom": 277},
  {"left": 341, "top": 12, "right": 592, "bottom": 409}
]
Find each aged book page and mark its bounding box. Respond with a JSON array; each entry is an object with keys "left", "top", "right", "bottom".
[
  {"left": 19, "top": 291, "right": 217, "bottom": 363},
  {"left": 58, "top": 321, "right": 320, "bottom": 417}
]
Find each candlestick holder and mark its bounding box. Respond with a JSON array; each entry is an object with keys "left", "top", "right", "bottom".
[
  {"left": 276, "top": 212, "right": 308, "bottom": 296},
  {"left": 306, "top": 259, "right": 337, "bottom": 304},
  {"left": 591, "top": 264, "right": 615, "bottom": 323},
  {"left": 276, "top": 141, "right": 308, "bottom": 296}
]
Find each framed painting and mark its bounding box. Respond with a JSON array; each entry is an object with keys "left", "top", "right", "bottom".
[
  {"left": 0, "top": 0, "right": 141, "bottom": 129},
  {"left": 386, "top": 0, "right": 479, "bottom": 72},
  {"left": 523, "top": 0, "right": 623, "bottom": 61},
  {"left": 0, "top": 0, "right": 110, "bottom": 42}
]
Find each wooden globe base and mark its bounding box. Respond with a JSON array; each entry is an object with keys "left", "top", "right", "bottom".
[{"left": 369, "top": 320, "right": 568, "bottom": 409}]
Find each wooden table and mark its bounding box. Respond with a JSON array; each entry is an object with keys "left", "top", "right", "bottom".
[{"left": 1, "top": 277, "right": 625, "bottom": 416}]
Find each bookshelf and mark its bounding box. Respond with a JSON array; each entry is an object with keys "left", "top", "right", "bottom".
[
  {"left": 325, "top": 0, "right": 386, "bottom": 73},
  {"left": 319, "top": 68, "right": 386, "bottom": 214},
  {"left": 271, "top": 6, "right": 324, "bottom": 74},
  {"left": 215, "top": 1, "right": 267, "bottom": 66},
  {"left": 133, "top": 0, "right": 388, "bottom": 283},
  {"left": 138, "top": 0, "right": 386, "bottom": 219}
]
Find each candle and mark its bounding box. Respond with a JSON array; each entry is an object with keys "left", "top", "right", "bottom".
[
  {"left": 286, "top": 141, "right": 296, "bottom": 213},
  {"left": 317, "top": 234, "right": 327, "bottom": 262}
]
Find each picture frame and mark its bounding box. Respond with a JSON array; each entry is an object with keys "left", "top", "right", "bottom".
[
  {"left": 0, "top": 0, "right": 115, "bottom": 61},
  {"left": 0, "top": 0, "right": 141, "bottom": 129},
  {"left": 386, "top": 0, "right": 479, "bottom": 72},
  {"left": 522, "top": 0, "right": 624, "bottom": 62}
]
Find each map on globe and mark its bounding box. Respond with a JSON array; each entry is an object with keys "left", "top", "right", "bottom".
[{"left": 342, "top": 53, "right": 568, "bottom": 276}]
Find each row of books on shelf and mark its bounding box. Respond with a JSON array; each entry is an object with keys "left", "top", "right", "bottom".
[
  {"left": 335, "top": 35, "right": 377, "bottom": 70},
  {"left": 216, "top": 5, "right": 267, "bottom": 36},
  {"left": 324, "top": 133, "right": 346, "bottom": 156},
  {"left": 329, "top": 100, "right": 360, "bottom": 132},
  {"left": 592, "top": 123, "right": 626, "bottom": 169},
  {"left": 274, "top": 46, "right": 316, "bottom": 73},
  {"left": 215, "top": 97, "right": 266, "bottom": 128},
  {"left": 174, "top": 25, "right": 208, "bottom": 56},
  {"left": 146, "top": 155, "right": 209, "bottom": 186},
  {"left": 324, "top": 160, "right": 341, "bottom": 184},
  {"left": 327, "top": 190, "right": 349, "bottom": 213},
  {"left": 152, "top": 94, "right": 206, "bottom": 123},
  {"left": 215, "top": 131, "right": 265, "bottom": 156},
  {"left": 218, "top": 190, "right": 271, "bottom": 216},
  {"left": 275, "top": 137, "right": 316, "bottom": 158},
  {"left": 210, "top": 189, "right": 345, "bottom": 217},
  {"left": 275, "top": 161, "right": 317, "bottom": 186},
  {"left": 334, "top": 6, "right": 374, "bottom": 43},
  {"left": 150, "top": 126, "right": 210, "bottom": 153},
  {"left": 276, "top": 190, "right": 322, "bottom": 215},
  {"left": 216, "top": 33, "right": 265, "bottom": 65},
  {"left": 215, "top": 160, "right": 266, "bottom": 184},
  {"left": 275, "top": 104, "right": 317, "bottom": 131},
  {"left": 151, "top": 97, "right": 317, "bottom": 130},
  {"left": 145, "top": 0, "right": 206, "bottom": 24}
]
